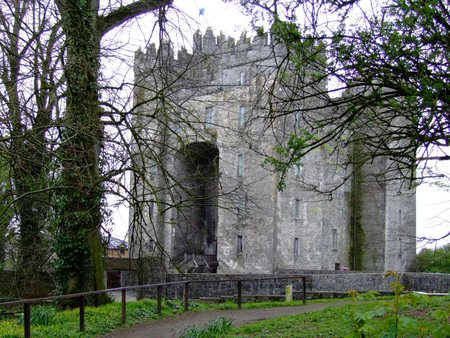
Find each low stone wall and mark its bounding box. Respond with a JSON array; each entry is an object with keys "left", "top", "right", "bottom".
[
  {"left": 402, "top": 273, "right": 450, "bottom": 292},
  {"left": 163, "top": 274, "right": 306, "bottom": 300},
  {"left": 158, "top": 272, "right": 449, "bottom": 299},
  {"left": 281, "top": 271, "right": 450, "bottom": 293},
  {"left": 0, "top": 270, "right": 55, "bottom": 298}
]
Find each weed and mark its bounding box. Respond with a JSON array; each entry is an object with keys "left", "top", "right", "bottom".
[
  {"left": 345, "top": 271, "right": 447, "bottom": 337},
  {"left": 181, "top": 317, "right": 233, "bottom": 338},
  {"left": 17, "top": 305, "right": 57, "bottom": 326}
]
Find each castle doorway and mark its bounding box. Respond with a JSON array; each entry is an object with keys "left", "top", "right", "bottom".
[{"left": 173, "top": 142, "right": 219, "bottom": 272}]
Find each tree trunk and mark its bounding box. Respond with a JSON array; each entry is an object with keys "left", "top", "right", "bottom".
[
  {"left": 55, "top": 0, "right": 106, "bottom": 303},
  {"left": 55, "top": 0, "right": 171, "bottom": 304}
]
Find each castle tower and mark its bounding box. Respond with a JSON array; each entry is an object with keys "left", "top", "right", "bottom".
[{"left": 129, "top": 29, "right": 416, "bottom": 274}]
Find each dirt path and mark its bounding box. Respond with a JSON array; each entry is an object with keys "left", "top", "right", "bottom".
[{"left": 102, "top": 300, "right": 351, "bottom": 338}]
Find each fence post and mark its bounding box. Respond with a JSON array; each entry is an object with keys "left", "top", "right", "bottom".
[
  {"left": 237, "top": 280, "right": 242, "bottom": 309},
  {"left": 157, "top": 285, "right": 163, "bottom": 315},
  {"left": 24, "top": 303, "right": 31, "bottom": 338},
  {"left": 302, "top": 277, "right": 306, "bottom": 304},
  {"left": 121, "top": 289, "right": 126, "bottom": 324},
  {"left": 184, "top": 282, "right": 189, "bottom": 311},
  {"left": 79, "top": 296, "right": 85, "bottom": 332}
]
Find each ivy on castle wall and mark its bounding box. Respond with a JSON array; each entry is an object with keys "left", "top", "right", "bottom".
[{"left": 349, "top": 140, "right": 365, "bottom": 271}]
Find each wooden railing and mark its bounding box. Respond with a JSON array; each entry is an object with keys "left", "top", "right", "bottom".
[{"left": 0, "top": 275, "right": 309, "bottom": 338}]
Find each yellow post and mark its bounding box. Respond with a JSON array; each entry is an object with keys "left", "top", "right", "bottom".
[{"left": 285, "top": 285, "right": 293, "bottom": 302}]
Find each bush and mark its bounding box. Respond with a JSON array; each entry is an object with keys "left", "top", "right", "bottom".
[{"left": 415, "top": 244, "right": 450, "bottom": 273}]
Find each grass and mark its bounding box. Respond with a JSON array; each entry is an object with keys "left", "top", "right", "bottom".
[
  {"left": 226, "top": 295, "right": 450, "bottom": 337},
  {"left": 0, "top": 295, "right": 448, "bottom": 337},
  {"left": 0, "top": 299, "right": 195, "bottom": 337},
  {"left": 0, "top": 297, "right": 341, "bottom": 337},
  {"left": 181, "top": 317, "right": 233, "bottom": 338}
]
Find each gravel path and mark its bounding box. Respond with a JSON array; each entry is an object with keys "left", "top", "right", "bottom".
[{"left": 101, "top": 300, "right": 351, "bottom": 338}]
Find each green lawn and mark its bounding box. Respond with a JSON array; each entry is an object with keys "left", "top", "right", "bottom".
[
  {"left": 0, "top": 298, "right": 311, "bottom": 337},
  {"left": 0, "top": 295, "right": 448, "bottom": 337},
  {"left": 225, "top": 296, "right": 449, "bottom": 337}
]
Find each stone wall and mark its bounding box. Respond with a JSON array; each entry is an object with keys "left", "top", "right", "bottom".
[
  {"left": 0, "top": 270, "right": 55, "bottom": 298},
  {"left": 155, "top": 272, "right": 450, "bottom": 299}
]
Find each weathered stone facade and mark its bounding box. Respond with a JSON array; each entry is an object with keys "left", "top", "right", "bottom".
[{"left": 129, "top": 28, "right": 416, "bottom": 274}]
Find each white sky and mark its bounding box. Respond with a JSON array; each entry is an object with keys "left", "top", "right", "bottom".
[{"left": 107, "top": 0, "right": 450, "bottom": 251}]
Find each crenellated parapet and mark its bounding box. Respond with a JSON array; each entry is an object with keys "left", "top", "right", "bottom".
[{"left": 134, "top": 28, "right": 281, "bottom": 86}]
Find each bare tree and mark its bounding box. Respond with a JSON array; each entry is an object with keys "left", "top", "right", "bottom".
[
  {"left": 0, "top": 0, "right": 172, "bottom": 300},
  {"left": 0, "top": 0, "right": 63, "bottom": 296}
]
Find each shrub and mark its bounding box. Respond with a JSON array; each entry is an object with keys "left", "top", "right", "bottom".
[{"left": 181, "top": 317, "right": 233, "bottom": 338}]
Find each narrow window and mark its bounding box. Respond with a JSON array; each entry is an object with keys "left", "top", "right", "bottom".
[
  {"left": 295, "top": 199, "right": 300, "bottom": 219},
  {"left": 174, "top": 111, "right": 185, "bottom": 132},
  {"left": 240, "top": 71, "right": 246, "bottom": 85},
  {"left": 146, "top": 239, "right": 154, "bottom": 252},
  {"left": 150, "top": 164, "right": 158, "bottom": 176},
  {"left": 239, "top": 106, "right": 246, "bottom": 128},
  {"left": 237, "top": 154, "right": 244, "bottom": 177},
  {"left": 205, "top": 106, "right": 214, "bottom": 128},
  {"left": 398, "top": 209, "right": 403, "bottom": 225},
  {"left": 332, "top": 229, "right": 338, "bottom": 250},
  {"left": 237, "top": 235, "right": 243, "bottom": 254},
  {"left": 149, "top": 201, "right": 154, "bottom": 217},
  {"left": 237, "top": 194, "right": 246, "bottom": 215},
  {"left": 294, "top": 164, "right": 301, "bottom": 177},
  {"left": 295, "top": 110, "right": 302, "bottom": 128},
  {"left": 294, "top": 237, "right": 299, "bottom": 256}
]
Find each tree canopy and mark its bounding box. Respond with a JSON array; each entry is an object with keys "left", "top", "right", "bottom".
[
  {"left": 415, "top": 244, "right": 450, "bottom": 273},
  {"left": 228, "top": 0, "right": 449, "bottom": 190}
]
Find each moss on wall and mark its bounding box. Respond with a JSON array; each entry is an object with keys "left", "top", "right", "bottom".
[{"left": 349, "top": 141, "right": 365, "bottom": 271}]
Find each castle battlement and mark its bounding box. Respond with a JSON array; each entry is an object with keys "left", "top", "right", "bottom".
[{"left": 135, "top": 28, "right": 277, "bottom": 71}]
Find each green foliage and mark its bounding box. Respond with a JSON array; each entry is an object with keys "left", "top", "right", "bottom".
[
  {"left": 345, "top": 271, "right": 449, "bottom": 337},
  {"left": 264, "top": 131, "right": 315, "bottom": 191},
  {"left": 17, "top": 306, "right": 57, "bottom": 327},
  {"left": 1, "top": 295, "right": 448, "bottom": 337},
  {"left": 230, "top": 295, "right": 449, "bottom": 337},
  {"left": 181, "top": 317, "right": 233, "bottom": 338},
  {"left": 247, "top": 0, "right": 449, "bottom": 188},
  {"left": 415, "top": 244, "right": 450, "bottom": 273}
]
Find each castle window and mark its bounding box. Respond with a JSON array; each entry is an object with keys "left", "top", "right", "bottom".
[
  {"left": 332, "top": 229, "right": 338, "bottom": 250},
  {"left": 295, "top": 199, "right": 300, "bottom": 219},
  {"left": 295, "top": 110, "right": 302, "bottom": 128},
  {"left": 398, "top": 209, "right": 403, "bottom": 225},
  {"left": 239, "top": 106, "right": 246, "bottom": 128},
  {"left": 146, "top": 239, "right": 155, "bottom": 252},
  {"left": 150, "top": 164, "right": 158, "bottom": 176},
  {"left": 237, "top": 235, "right": 243, "bottom": 254},
  {"left": 294, "top": 237, "right": 299, "bottom": 256},
  {"left": 237, "top": 193, "right": 246, "bottom": 215},
  {"left": 205, "top": 106, "right": 215, "bottom": 128},
  {"left": 237, "top": 154, "right": 244, "bottom": 177},
  {"left": 294, "top": 164, "right": 301, "bottom": 177},
  {"left": 149, "top": 201, "right": 154, "bottom": 217},
  {"left": 240, "top": 71, "right": 246, "bottom": 85}
]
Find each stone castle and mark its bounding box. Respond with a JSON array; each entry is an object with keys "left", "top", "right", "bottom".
[{"left": 129, "top": 28, "right": 416, "bottom": 274}]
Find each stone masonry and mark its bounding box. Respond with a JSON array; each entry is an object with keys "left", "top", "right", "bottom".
[{"left": 129, "top": 28, "right": 416, "bottom": 274}]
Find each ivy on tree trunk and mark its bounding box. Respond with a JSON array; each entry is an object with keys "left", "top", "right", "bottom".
[{"left": 54, "top": 0, "right": 172, "bottom": 304}]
